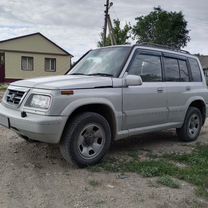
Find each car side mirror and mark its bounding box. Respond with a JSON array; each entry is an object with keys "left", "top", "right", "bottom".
[{"left": 125, "top": 75, "right": 143, "bottom": 87}]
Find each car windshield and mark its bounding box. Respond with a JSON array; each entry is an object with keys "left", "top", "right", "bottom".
[{"left": 69, "top": 46, "right": 131, "bottom": 77}]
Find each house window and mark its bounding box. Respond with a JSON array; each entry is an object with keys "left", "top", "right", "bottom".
[
  {"left": 45, "top": 58, "right": 56, "bottom": 72},
  {"left": 21, "top": 56, "right": 34, "bottom": 71}
]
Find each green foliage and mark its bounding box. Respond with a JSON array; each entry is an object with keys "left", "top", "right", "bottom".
[
  {"left": 97, "top": 33, "right": 112, "bottom": 47},
  {"left": 0, "top": 84, "right": 8, "bottom": 91},
  {"left": 113, "top": 19, "right": 131, "bottom": 45},
  {"left": 88, "top": 180, "right": 101, "bottom": 187},
  {"left": 157, "top": 175, "right": 180, "bottom": 188},
  {"left": 132, "top": 7, "right": 190, "bottom": 49},
  {"left": 89, "top": 145, "right": 208, "bottom": 198},
  {"left": 97, "top": 19, "right": 131, "bottom": 47},
  {"left": 90, "top": 158, "right": 178, "bottom": 177}
]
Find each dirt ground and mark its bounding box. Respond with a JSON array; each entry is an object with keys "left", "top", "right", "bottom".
[{"left": 0, "top": 91, "right": 208, "bottom": 208}]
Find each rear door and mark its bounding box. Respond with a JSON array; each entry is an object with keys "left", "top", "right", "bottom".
[
  {"left": 163, "top": 53, "right": 192, "bottom": 123},
  {"left": 122, "top": 49, "right": 168, "bottom": 130}
]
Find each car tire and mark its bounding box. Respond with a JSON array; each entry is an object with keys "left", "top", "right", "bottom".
[
  {"left": 59, "top": 112, "right": 111, "bottom": 167},
  {"left": 176, "top": 107, "right": 202, "bottom": 142}
]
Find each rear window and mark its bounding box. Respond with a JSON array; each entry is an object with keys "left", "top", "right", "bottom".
[
  {"left": 164, "top": 57, "right": 180, "bottom": 81},
  {"left": 189, "top": 58, "right": 202, "bottom": 82},
  {"left": 178, "top": 60, "right": 189, "bottom": 81}
]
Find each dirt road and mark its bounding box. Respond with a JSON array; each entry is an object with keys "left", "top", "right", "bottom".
[
  {"left": 0, "top": 91, "right": 208, "bottom": 207},
  {"left": 0, "top": 123, "right": 208, "bottom": 208}
]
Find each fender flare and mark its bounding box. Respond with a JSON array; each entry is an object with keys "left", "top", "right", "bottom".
[
  {"left": 61, "top": 98, "right": 117, "bottom": 117},
  {"left": 60, "top": 98, "right": 119, "bottom": 138},
  {"left": 184, "top": 96, "right": 206, "bottom": 123}
]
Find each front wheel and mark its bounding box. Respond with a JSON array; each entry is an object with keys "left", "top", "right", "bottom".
[
  {"left": 176, "top": 107, "right": 202, "bottom": 142},
  {"left": 59, "top": 112, "right": 111, "bottom": 167}
]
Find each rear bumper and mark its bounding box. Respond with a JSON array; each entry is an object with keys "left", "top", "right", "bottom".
[{"left": 0, "top": 103, "right": 67, "bottom": 143}]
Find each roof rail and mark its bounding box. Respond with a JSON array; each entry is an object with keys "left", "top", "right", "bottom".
[{"left": 136, "top": 42, "right": 190, "bottom": 54}]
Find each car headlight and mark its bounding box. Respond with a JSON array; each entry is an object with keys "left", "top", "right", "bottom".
[{"left": 26, "top": 94, "right": 51, "bottom": 109}]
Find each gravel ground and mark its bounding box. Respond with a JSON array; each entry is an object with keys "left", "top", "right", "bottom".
[{"left": 0, "top": 91, "right": 208, "bottom": 208}]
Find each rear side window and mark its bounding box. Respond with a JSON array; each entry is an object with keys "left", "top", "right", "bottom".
[
  {"left": 178, "top": 60, "right": 189, "bottom": 81},
  {"left": 128, "top": 53, "right": 162, "bottom": 82},
  {"left": 164, "top": 57, "right": 180, "bottom": 81},
  {"left": 189, "top": 58, "right": 202, "bottom": 82}
]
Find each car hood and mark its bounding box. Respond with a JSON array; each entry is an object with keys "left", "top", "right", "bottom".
[{"left": 10, "top": 75, "right": 113, "bottom": 90}]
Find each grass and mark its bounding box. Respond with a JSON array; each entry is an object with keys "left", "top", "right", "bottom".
[
  {"left": 88, "top": 179, "right": 101, "bottom": 187},
  {"left": 157, "top": 175, "right": 180, "bottom": 188},
  {"left": 89, "top": 145, "right": 208, "bottom": 198},
  {"left": 0, "top": 84, "right": 7, "bottom": 91},
  {"left": 90, "top": 157, "right": 178, "bottom": 177}
]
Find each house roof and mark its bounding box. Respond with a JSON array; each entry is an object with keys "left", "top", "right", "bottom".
[{"left": 0, "top": 32, "right": 73, "bottom": 57}]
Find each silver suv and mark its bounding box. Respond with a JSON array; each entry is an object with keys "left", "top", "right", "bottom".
[{"left": 0, "top": 45, "right": 208, "bottom": 167}]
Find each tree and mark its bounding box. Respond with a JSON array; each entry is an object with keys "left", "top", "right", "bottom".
[
  {"left": 98, "top": 19, "right": 131, "bottom": 47},
  {"left": 132, "top": 7, "right": 190, "bottom": 49}
]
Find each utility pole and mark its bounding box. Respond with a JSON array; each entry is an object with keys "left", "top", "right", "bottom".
[
  {"left": 102, "top": 0, "right": 116, "bottom": 46},
  {"left": 107, "top": 14, "right": 117, "bottom": 45},
  {"left": 103, "top": 0, "right": 110, "bottom": 47}
]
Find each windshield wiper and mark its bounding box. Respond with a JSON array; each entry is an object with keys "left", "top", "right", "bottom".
[
  {"left": 70, "top": 72, "right": 87, "bottom": 75},
  {"left": 88, "top": 73, "right": 113, "bottom": 77}
]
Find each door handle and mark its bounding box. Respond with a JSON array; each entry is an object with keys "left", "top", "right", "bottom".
[
  {"left": 186, "top": 86, "right": 191, "bottom": 91},
  {"left": 157, "top": 87, "right": 164, "bottom": 93}
]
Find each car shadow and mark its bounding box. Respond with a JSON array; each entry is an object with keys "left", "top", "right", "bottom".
[
  {"left": 111, "top": 129, "right": 178, "bottom": 150},
  {"left": 8, "top": 127, "right": 203, "bottom": 170}
]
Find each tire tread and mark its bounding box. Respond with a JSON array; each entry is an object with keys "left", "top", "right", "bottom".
[
  {"left": 176, "top": 107, "right": 202, "bottom": 142},
  {"left": 60, "top": 112, "right": 111, "bottom": 167}
]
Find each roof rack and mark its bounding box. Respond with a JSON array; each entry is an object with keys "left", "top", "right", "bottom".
[{"left": 136, "top": 42, "right": 190, "bottom": 54}]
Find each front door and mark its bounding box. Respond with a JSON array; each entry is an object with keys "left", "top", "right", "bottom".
[
  {"left": 123, "top": 49, "right": 168, "bottom": 130},
  {"left": 0, "top": 53, "right": 5, "bottom": 83}
]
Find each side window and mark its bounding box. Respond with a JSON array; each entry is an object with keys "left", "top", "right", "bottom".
[
  {"left": 128, "top": 53, "right": 162, "bottom": 82},
  {"left": 178, "top": 60, "right": 189, "bottom": 82},
  {"left": 164, "top": 57, "right": 180, "bottom": 81},
  {"left": 189, "top": 58, "right": 202, "bottom": 82}
]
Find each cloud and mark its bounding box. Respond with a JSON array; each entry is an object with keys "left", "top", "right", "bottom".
[{"left": 0, "top": 0, "right": 207, "bottom": 59}]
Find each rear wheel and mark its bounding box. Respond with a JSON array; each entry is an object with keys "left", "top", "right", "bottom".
[
  {"left": 176, "top": 107, "right": 202, "bottom": 142},
  {"left": 60, "top": 112, "right": 111, "bottom": 167}
]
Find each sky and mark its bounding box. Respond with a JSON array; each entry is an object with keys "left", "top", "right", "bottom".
[{"left": 0, "top": 0, "right": 207, "bottom": 60}]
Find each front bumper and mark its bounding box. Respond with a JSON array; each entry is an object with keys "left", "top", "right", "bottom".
[{"left": 0, "top": 103, "right": 67, "bottom": 143}]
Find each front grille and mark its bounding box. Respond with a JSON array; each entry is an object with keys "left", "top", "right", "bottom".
[{"left": 6, "top": 89, "right": 25, "bottom": 105}]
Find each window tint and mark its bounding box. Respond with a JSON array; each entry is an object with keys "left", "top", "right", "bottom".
[
  {"left": 128, "top": 53, "right": 162, "bottom": 82},
  {"left": 164, "top": 57, "right": 180, "bottom": 81},
  {"left": 179, "top": 60, "right": 189, "bottom": 81},
  {"left": 189, "top": 58, "right": 202, "bottom": 82}
]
